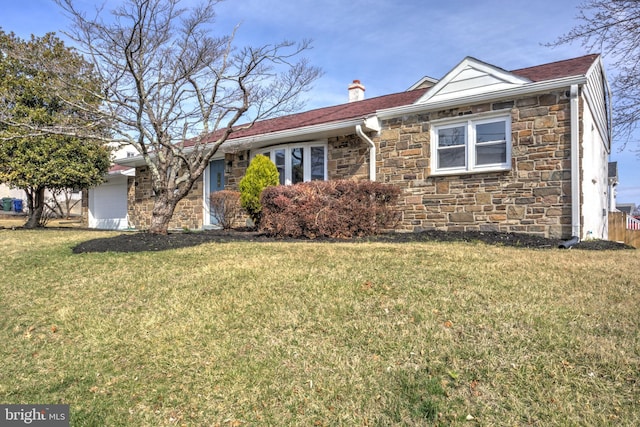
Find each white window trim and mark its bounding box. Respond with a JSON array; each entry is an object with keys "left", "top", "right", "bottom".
[
  {"left": 430, "top": 110, "right": 512, "bottom": 176},
  {"left": 253, "top": 141, "right": 328, "bottom": 185}
]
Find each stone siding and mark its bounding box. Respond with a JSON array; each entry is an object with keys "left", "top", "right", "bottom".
[
  {"left": 127, "top": 166, "right": 203, "bottom": 230},
  {"left": 225, "top": 151, "right": 250, "bottom": 190},
  {"left": 126, "top": 91, "right": 580, "bottom": 237},
  {"left": 376, "top": 91, "right": 577, "bottom": 238},
  {"left": 328, "top": 134, "right": 370, "bottom": 180}
]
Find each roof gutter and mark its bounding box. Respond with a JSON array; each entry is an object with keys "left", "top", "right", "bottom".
[
  {"left": 570, "top": 84, "right": 581, "bottom": 240},
  {"left": 219, "top": 118, "right": 365, "bottom": 153},
  {"left": 115, "top": 118, "right": 367, "bottom": 168},
  {"left": 377, "top": 75, "right": 589, "bottom": 119}
]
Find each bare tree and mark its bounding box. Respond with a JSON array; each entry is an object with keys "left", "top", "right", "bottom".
[
  {"left": 548, "top": 1, "right": 640, "bottom": 149},
  {"left": 54, "top": 0, "right": 321, "bottom": 234}
]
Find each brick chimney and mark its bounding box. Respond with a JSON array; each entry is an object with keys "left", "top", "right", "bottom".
[{"left": 348, "top": 79, "right": 365, "bottom": 102}]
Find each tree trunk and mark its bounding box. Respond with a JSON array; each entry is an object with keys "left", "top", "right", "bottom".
[
  {"left": 24, "top": 187, "right": 46, "bottom": 229},
  {"left": 148, "top": 193, "right": 178, "bottom": 234}
]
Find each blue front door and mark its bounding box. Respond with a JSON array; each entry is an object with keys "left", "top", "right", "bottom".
[{"left": 209, "top": 159, "right": 225, "bottom": 225}]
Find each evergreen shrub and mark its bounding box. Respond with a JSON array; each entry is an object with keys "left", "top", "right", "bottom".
[{"left": 238, "top": 155, "right": 279, "bottom": 227}]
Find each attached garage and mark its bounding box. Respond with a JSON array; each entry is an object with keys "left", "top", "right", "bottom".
[{"left": 88, "top": 168, "right": 133, "bottom": 230}]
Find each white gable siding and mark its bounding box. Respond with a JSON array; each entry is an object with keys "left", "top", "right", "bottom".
[
  {"left": 433, "top": 73, "right": 520, "bottom": 100},
  {"left": 417, "top": 58, "right": 530, "bottom": 105},
  {"left": 582, "top": 59, "right": 612, "bottom": 148}
]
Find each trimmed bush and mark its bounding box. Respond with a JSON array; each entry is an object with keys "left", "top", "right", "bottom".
[
  {"left": 260, "top": 180, "right": 401, "bottom": 239},
  {"left": 209, "top": 190, "right": 242, "bottom": 230},
  {"left": 239, "top": 155, "right": 280, "bottom": 227}
]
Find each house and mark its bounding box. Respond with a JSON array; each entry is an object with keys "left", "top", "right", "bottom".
[
  {"left": 108, "top": 53, "right": 612, "bottom": 240},
  {"left": 0, "top": 184, "right": 83, "bottom": 217},
  {"left": 616, "top": 203, "right": 636, "bottom": 216}
]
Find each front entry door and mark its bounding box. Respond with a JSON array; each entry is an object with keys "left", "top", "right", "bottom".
[{"left": 209, "top": 159, "right": 225, "bottom": 225}]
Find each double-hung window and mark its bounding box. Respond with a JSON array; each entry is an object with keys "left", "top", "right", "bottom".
[
  {"left": 431, "top": 112, "right": 511, "bottom": 175},
  {"left": 257, "top": 142, "right": 327, "bottom": 185}
]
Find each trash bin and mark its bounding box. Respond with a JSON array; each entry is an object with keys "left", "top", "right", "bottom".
[
  {"left": 2, "top": 197, "right": 12, "bottom": 211},
  {"left": 12, "top": 199, "right": 23, "bottom": 213}
]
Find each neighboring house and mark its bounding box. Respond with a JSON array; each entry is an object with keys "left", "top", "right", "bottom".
[
  {"left": 111, "top": 54, "right": 612, "bottom": 240},
  {"left": 616, "top": 203, "right": 636, "bottom": 216},
  {"left": 0, "top": 184, "right": 83, "bottom": 216}
]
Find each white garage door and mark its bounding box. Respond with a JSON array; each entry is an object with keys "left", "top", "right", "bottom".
[{"left": 89, "top": 177, "right": 129, "bottom": 230}]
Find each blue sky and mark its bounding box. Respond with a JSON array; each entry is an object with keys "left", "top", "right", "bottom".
[{"left": 2, "top": 0, "right": 639, "bottom": 204}]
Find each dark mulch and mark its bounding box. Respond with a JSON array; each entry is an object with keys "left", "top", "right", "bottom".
[{"left": 70, "top": 228, "right": 634, "bottom": 254}]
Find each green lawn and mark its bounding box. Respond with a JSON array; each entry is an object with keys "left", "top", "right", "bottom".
[{"left": 1, "top": 229, "right": 638, "bottom": 426}]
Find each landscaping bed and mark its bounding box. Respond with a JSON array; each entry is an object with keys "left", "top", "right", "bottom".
[{"left": 70, "top": 228, "right": 634, "bottom": 253}]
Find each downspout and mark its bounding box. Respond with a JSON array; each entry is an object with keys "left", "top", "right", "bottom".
[
  {"left": 356, "top": 121, "right": 378, "bottom": 181},
  {"left": 570, "top": 84, "right": 581, "bottom": 240}
]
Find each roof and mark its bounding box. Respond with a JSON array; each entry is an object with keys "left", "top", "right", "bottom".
[
  {"left": 222, "top": 54, "right": 601, "bottom": 140},
  {"left": 510, "top": 54, "right": 599, "bottom": 82},
  {"left": 117, "top": 53, "right": 602, "bottom": 165},
  {"left": 210, "top": 88, "right": 428, "bottom": 143},
  {"left": 108, "top": 164, "right": 135, "bottom": 175}
]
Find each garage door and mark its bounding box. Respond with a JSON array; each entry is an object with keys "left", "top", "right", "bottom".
[{"left": 89, "top": 177, "right": 128, "bottom": 230}]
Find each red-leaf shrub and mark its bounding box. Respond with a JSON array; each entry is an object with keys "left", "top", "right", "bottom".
[
  {"left": 209, "top": 190, "right": 242, "bottom": 230},
  {"left": 260, "top": 180, "right": 401, "bottom": 239}
]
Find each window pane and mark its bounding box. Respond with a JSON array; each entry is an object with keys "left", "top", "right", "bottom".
[
  {"left": 476, "top": 143, "right": 506, "bottom": 165},
  {"left": 291, "top": 147, "right": 304, "bottom": 184},
  {"left": 438, "top": 146, "right": 465, "bottom": 168},
  {"left": 275, "top": 150, "right": 285, "bottom": 185},
  {"left": 311, "top": 147, "right": 325, "bottom": 180},
  {"left": 476, "top": 121, "right": 505, "bottom": 143},
  {"left": 438, "top": 126, "right": 465, "bottom": 147}
]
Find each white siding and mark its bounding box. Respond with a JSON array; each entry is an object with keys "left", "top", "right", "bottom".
[
  {"left": 582, "top": 59, "right": 611, "bottom": 148},
  {"left": 581, "top": 101, "right": 610, "bottom": 240}
]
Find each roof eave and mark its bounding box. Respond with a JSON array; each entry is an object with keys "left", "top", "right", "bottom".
[
  {"left": 219, "top": 117, "right": 366, "bottom": 153},
  {"left": 377, "top": 75, "right": 589, "bottom": 119},
  {"left": 115, "top": 156, "right": 148, "bottom": 168},
  {"left": 114, "top": 117, "right": 368, "bottom": 166}
]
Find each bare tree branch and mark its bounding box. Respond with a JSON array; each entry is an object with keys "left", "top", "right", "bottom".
[
  {"left": 44, "top": 0, "right": 321, "bottom": 233},
  {"left": 547, "top": 0, "right": 640, "bottom": 150}
]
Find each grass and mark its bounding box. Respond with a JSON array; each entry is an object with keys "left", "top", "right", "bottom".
[{"left": 0, "top": 228, "right": 639, "bottom": 426}]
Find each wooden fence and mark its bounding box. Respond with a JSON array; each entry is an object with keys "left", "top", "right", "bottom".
[{"left": 608, "top": 211, "right": 640, "bottom": 248}]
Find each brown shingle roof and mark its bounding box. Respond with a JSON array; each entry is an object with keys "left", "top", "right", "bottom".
[
  {"left": 195, "top": 54, "right": 600, "bottom": 145},
  {"left": 511, "top": 54, "right": 599, "bottom": 82},
  {"left": 212, "top": 88, "right": 428, "bottom": 142},
  {"left": 108, "top": 164, "right": 132, "bottom": 173}
]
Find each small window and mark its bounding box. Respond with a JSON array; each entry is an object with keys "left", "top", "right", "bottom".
[
  {"left": 291, "top": 147, "right": 304, "bottom": 184},
  {"left": 255, "top": 143, "right": 327, "bottom": 185},
  {"left": 431, "top": 113, "right": 511, "bottom": 175},
  {"left": 311, "top": 147, "right": 325, "bottom": 181}
]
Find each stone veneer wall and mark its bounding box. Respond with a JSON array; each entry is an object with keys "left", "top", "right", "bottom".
[
  {"left": 375, "top": 91, "right": 579, "bottom": 239},
  {"left": 328, "top": 134, "right": 370, "bottom": 180},
  {"left": 126, "top": 91, "right": 580, "bottom": 237},
  {"left": 127, "top": 166, "right": 204, "bottom": 230},
  {"left": 224, "top": 151, "right": 250, "bottom": 190}
]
